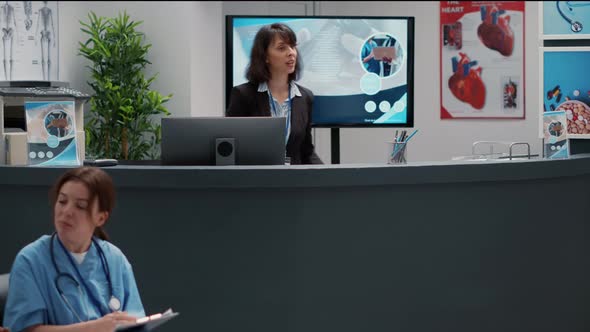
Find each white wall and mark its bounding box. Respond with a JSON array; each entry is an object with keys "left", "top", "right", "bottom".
[
  {"left": 59, "top": 1, "right": 541, "bottom": 164},
  {"left": 191, "top": 2, "right": 223, "bottom": 117},
  {"left": 59, "top": 1, "right": 192, "bottom": 118},
  {"left": 313, "top": 1, "right": 541, "bottom": 163},
  {"left": 222, "top": 1, "right": 541, "bottom": 163}
]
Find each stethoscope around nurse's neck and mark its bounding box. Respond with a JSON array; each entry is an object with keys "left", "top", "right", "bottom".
[{"left": 50, "top": 232, "right": 121, "bottom": 321}]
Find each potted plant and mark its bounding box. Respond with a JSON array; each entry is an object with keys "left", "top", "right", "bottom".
[{"left": 78, "top": 11, "right": 172, "bottom": 161}]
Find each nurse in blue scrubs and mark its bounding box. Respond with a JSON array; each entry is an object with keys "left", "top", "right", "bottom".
[{"left": 3, "top": 167, "right": 145, "bottom": 332}]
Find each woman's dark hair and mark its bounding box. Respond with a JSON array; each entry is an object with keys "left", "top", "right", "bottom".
[
  {"left": 245, "top": 23, "right": 302, "bottom": 84},
  {"left": 49, "top": 166, "right": 115, "bottom": 241}
]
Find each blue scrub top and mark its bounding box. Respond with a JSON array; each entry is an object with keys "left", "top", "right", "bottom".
[
  {"left": 362, "top": 40, "right": 380, "bottom": 75},
  {"left": 3, "top": 235, "right": 145, "bottom": 332}
]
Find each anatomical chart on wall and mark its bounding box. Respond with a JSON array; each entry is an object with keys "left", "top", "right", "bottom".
[
  {"left": 0, "top": 1, "right": 58, "bottom": 81},
  {"left": 440, "top": 1, "right": 525, "bottom": 119}
]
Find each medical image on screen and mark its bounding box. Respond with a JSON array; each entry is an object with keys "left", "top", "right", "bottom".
[
  {"left": 360, "top": 34, "right": 404, "bottom": 78},
  {"left": 228, "top": 16, "right": 414, "bottom": 127}
]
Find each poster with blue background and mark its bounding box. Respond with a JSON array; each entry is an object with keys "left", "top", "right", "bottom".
[
  {"left": 542, "top": 48, "right": 590, "bottom": 138},
  {"left": 25, "top": 100, "right": 80, "bottom": 166},
  {"left": 542, "top": 1, "right": 590, "bottom": 38}
]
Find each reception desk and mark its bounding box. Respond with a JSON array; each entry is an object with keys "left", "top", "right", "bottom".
[{"left": 1, "top": 156, "right": 590, "bottom": 332}]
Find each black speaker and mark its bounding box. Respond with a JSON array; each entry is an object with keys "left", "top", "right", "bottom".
[{"left": 215, "top": 138, "right": 235, "bottom": 165}]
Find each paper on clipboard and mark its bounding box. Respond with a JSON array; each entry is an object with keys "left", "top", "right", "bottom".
[
  {"left": 373, "top": 46, "right": 396, "bottom": 61},
  {"left": 115, "top": 308, "right": 179, "bottom": 332}
]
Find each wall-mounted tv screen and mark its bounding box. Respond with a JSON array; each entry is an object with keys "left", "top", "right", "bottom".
[{"left": 226, "top": 16, "right": 415, "bottom": 128}]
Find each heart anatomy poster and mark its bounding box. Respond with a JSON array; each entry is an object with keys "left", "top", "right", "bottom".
[{"left": 440, "top": 1, "right": 525, "bottom": 119}]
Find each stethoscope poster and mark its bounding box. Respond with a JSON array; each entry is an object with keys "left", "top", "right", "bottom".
[
  {"left": 440, "top": 1, "right": 525, "bottom": 119},
  {"left": 542, "top": 1, "right": 590, "bottom": 38}
]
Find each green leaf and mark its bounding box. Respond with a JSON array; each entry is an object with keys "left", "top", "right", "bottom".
[{"left": 79, "top": 10, "right": 172, "bottom": 160}]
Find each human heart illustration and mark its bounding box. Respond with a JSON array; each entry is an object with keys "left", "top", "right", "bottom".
[
  {"left": 448, "top": 52, "right": 486, "bottom": 110},
  {"left": 477, "top": 5, "right": 514, "bottom": 57}
]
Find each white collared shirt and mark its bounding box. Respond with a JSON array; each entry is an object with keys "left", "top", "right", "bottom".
[{"left": 258, "top": 81, "right": 302, "bottom": 144}]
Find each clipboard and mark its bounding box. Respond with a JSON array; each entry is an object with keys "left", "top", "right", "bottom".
[
  {"left": 373, "top": 46, "right": 396, "bottom": 61},
  {"left": 115, "top": 309, "right": 179, "bottom": 332}
]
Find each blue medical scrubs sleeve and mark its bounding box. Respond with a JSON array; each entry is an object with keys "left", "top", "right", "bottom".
[
  {"left": 3, "top": 254, "right": 47, "bottom": 332},
  {"left": 101, "top": 241, "right": 145, "bottom": 317},
  {"left": 122, "top": 258, "right": 145, "bottom": 317}
]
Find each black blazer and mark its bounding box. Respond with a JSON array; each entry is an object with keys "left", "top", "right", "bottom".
[{"left": 226, "top": 81, "right": 322, "bottom": 165}]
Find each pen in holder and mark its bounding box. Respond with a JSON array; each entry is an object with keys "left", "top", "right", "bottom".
[{"left": 386, "top": 141, "right": 408, "bottom": 164}]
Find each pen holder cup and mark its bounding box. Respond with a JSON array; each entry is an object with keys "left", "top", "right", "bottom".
[{"left": 386, "top": 141, "right": 408, "bottom": 164}]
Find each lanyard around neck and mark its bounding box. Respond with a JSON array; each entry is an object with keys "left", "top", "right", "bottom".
[{"left": 267, "top": 87, "right": 292, "bottom": 144}]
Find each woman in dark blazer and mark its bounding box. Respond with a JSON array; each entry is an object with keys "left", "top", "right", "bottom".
[{"left": 226, "top": 23, "right": 322, "bottom": 165}]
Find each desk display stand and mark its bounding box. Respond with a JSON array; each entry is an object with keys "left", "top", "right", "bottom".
[
  {"left": 0, "top": 81, "right": 90, "bottom": 165},
  {"left": 453, "top": 140, "right": 535, "bottom": 161}
]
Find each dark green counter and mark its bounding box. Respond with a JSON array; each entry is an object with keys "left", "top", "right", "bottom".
[{"left": 1, "top": 156, "right": 589, "bottom": 332}]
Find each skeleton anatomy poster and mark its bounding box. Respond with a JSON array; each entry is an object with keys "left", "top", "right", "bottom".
[
  {"left": 0, "top": 1, "right": 58, "bottom": 81},
  {"left": 440, "top": 1, "right": 525, "bottom": 119}
]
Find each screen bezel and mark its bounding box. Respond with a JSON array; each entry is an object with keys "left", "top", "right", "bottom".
[{"left": 225, "top": 15, "right": 415, "bottom": 128}]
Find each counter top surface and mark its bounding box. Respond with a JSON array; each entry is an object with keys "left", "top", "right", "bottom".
[{"left": 0, "top": 154, "right": 586, "bottom": 188}]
